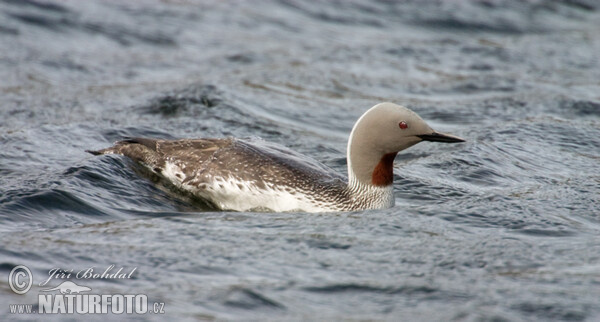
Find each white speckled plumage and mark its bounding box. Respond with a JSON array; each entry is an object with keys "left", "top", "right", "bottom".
[{"left": 88, "top": 103, "right": 464, "bottom": 212}]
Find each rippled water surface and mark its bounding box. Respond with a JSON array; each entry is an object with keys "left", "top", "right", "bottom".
[{"left": 1, "top": 0, "right": 600, "bottom": 320}]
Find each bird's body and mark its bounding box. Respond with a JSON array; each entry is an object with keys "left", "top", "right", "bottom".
[{"left": 88, "top": 103, "right": 464, "bottom": 212}]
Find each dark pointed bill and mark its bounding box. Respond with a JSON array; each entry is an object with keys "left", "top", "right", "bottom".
[{"left": 417, "top": 132, "right": 465, "bottom": 143}]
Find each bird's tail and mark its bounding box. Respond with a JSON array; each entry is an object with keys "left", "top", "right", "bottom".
[
  {"left": 85, "top": 149, "right": 106, "bottom": 155},
  {"left": 86, "top": 138, "right": 162, "bottom": 170}
]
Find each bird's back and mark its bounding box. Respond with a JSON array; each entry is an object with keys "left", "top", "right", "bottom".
[{"left": 89, "top": 137, "right": 349, "bottom": 211}]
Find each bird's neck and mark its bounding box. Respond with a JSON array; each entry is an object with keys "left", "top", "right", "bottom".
[
  {"left": 344, "top": 119, "right": 398, "bottom": 209},
  {"left": 346, "top": 147, "right": 396, "bottom": 209},
  {"left": 370, "top": 152, "right": 398, "bottom": 186},
  {"left": 347, "top": 151, "right": 397, "bottom": 188}
]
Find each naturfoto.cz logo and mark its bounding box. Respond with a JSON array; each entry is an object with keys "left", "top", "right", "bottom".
[{"left": 8, "top": 264, "right": 165, "bottom": 315}]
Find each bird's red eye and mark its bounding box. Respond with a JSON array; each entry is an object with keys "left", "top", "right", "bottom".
[{"left": 398, "top": 121, "right": 408, "bottom": 129}]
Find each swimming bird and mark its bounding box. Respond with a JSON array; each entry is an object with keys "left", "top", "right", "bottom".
[{"left": 87, "top": 102, "right": 464, "bottom": 212}]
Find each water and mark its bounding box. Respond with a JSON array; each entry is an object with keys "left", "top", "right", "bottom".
[{"left": 1, "top": 0, "right": 600, "bottom": 320}]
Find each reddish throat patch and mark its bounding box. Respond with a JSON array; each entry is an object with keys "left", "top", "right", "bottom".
[{"left": 371, "top": 152, "right": 398, "bottom": 186}]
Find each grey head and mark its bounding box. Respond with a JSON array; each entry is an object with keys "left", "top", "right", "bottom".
[{"left": 347, "top": 102, "right": 464, "bottom": 187}]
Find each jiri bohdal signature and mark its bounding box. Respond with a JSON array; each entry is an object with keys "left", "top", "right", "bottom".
[{"left": 39, "top": 265, "right": 137, "bottom": 287}]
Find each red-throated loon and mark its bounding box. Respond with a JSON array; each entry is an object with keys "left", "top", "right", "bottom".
[{"left": 87, "top": 102, "right": 464, "bottom": 212}]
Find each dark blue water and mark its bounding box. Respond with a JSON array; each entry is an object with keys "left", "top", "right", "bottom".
[{"left": 1, "top": 0, "right": 600, "bottom": 320}]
